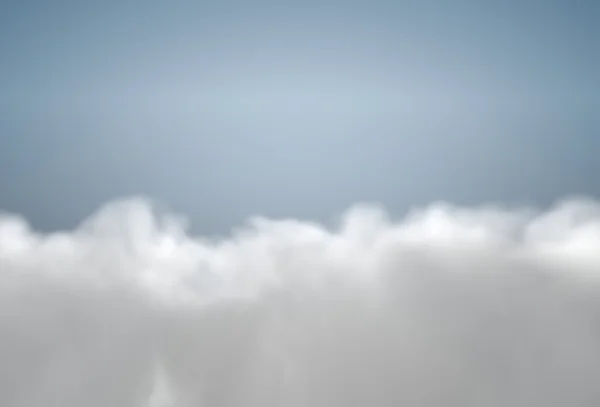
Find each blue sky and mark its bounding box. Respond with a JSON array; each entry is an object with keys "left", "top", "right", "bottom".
[{"left": 0, "top": 1, "right": 598, "bottom": 233}]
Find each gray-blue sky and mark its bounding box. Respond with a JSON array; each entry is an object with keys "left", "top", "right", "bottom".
[{"left": 0, "top": 1, "right": 598, "bottom": 233}]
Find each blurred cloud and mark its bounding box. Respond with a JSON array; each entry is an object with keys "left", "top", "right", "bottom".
[{"left": 1, "top": 196, "right": 600, "bottom": 406}]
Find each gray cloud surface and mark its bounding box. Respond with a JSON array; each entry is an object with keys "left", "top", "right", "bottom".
[{"left": 1, "top": 197, "right": 600, "bottom": 406}]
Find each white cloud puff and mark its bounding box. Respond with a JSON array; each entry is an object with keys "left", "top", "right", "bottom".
[{"left": 1, "top": 197, "right": 600, "bottom": 406}]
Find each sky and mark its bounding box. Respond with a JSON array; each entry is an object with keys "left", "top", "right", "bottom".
[
  {"left": 1, "top": 2, "right": 600, "bottom": 406},
  {"left": 1, "top": 1, "right": 598, "bottom": 233}
]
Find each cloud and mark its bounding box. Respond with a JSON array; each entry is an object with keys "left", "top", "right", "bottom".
[{"left": 1, "top": 196, "right": 600, "bottom": 406}]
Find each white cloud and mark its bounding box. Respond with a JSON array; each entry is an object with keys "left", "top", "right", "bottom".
[{"left": 1, "top": 196, "right": 600, "bottom": 406}]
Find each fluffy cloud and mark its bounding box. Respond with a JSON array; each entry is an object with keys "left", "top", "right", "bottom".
[{"left": 1, "top": 197, "right": 600, "bottom": 406}]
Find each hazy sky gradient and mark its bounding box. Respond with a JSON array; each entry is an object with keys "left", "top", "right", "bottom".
[{"left": 1, "top": 1, "right": 598, "bottom": 233}]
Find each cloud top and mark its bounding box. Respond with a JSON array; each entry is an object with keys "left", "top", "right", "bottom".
[{"left": 1, "top": 197, "right": 600, "bottom": 406}]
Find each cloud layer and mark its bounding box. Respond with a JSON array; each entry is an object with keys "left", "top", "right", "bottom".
[{"left": 1, "top": 197, "right": 600, "bottom": 406}]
